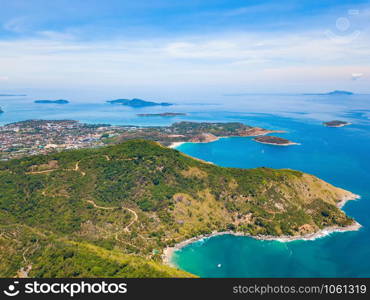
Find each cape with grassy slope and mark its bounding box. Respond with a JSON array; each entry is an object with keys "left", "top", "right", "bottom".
[{"left": 0, "top": 140, "right": 358, "bottom": 277}]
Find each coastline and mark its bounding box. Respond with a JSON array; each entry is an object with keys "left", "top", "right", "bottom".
[
  {"left": 337, "top": 192, "right": 361, "bottom": 208},
  {"left": 168, "top": 129, "right": 290, "bottom": 149},
  {"left": 162, "top": 193, "right": 361, "bottom": 267}
]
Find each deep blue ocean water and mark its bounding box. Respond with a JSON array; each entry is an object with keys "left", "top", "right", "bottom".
[
  {"left": 1, "top": 93, "right": 369, "bottom": 277},
  {"left": 173, "top": 112, "right": 370, "bottom": 277}
]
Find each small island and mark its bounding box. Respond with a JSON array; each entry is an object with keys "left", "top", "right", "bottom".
[
  {"left": 137, "top": 112, "right": 186, "bottom": 117},
  {"left": 107, "top": 98, "right": 172, "bottom": 107},
  {"left": 253, "top": 136, "right": 298, "bottom": 146},
  {"left": 0, "top": 107, "right": 3, "bottom": 113},
  {"left": 323, "top": 120, "right": 351, "bottom": 127},
  {"left": 34, "top": 99, "right": 69, "bottom": 104},
  {"left": 0, "top": 94, "right": 27, "bottom": 97},
  {"left": 326, "top": 90, "right": 354, "bottom": 96},
  {"left": 304, "top": 90, "right": 354, "bottom": 96}
]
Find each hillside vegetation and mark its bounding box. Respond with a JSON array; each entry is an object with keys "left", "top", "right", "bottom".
[{"left": 0, "top": 140, "right": 355, "bottom": 277}]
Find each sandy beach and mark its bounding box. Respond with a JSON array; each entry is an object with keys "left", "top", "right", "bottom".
[
  {"left": 162, "top": 193, "right": 361, "bottom": 266},
  {"left": 168, "top": 142, "right": 186, "bottom": 148},
  {"left": 168, "top": 138, "right": 220, "bottom": 149}
]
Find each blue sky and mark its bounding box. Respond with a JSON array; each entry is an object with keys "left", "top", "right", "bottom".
[{"left": 0, "top": 0, "right": 370, "bottom": 97}]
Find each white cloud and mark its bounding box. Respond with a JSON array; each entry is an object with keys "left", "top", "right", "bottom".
[
  {"left": 351, "top": 73, "right": 363, "bottom": 80},
  {"left": 224, "top": 3, "right": 295, "bottom": 17},
  {"left": 0, "top": 28, "right": 369, "bottom": 92},
  {"left": 0, "top": 76, "right": 9, "bottom": 81},
  {"left": 37, "top": 31, "right": 75, "bottom": 41}
]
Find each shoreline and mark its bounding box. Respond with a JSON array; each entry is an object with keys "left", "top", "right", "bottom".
[
  {"left": 337, "top": 192, "right": 361, "bottom": 208},
  {"left": 162, "top": 193, "right": 361, "bottom": 267},
  {"left": 168, "top": 130, "right": 291, "bottom": 149}
]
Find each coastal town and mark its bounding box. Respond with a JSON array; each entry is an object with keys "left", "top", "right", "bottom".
[
  {"left": 0, "top": 119, "right": 289, "bottom": 160},
  {"left": 0, "top": 120, "right": 125, "bottom": 160}
]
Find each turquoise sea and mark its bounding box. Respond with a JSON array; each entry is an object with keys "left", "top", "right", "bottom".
[{"left": 1, "top": 93, "right": 370, "bottom": 277}]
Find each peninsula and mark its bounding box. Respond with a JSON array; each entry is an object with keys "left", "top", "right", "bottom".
[
  {"left": 34, "top": 99, "right": 69, "bottom": 104},
  {"left": 113, "top": 121, "right": 284, "bottom": 148},
  {"left": 107, "top": 98, "right": 172, "bottom": 107},
  {"left": 0, "top": 139, "right": 359, "bottom": 278},
  {"left": 253, "top": 136, "right": 298, "bottom": 146},
  {"left": 323, "top": 120, "right": 352, "bottom": 127}
]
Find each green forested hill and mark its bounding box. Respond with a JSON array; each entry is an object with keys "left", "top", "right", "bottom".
[{"left": 0, "top": 140, "right": 355, "bottom": 277}]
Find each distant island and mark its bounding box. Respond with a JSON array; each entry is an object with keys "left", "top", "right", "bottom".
[
  {"left": 137, "top": 112, "right": 186, "bottom": 117},
  {"left": 253, "top": 136, "right": 298, "bottom": 146},
  {"left": 0, "top": 94, "right": 27, "bottom": 97},
  {"left": 34, "top": 99, "right": 70, "bottom": 104},
  {"left": 323, "top": 120, "right": 352, "bottom": 127},
  {"left": 0, "top": 107, "right": 3, "bottom": 113},
  {"left": 304, "top": 90, "right": 354, "bottom": 96},
  {"left": 327, "top": 90, "right": 354, "bottom": 95},
  {"left": 107, "top": 98, "right": 173, "bottom": 107}
]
